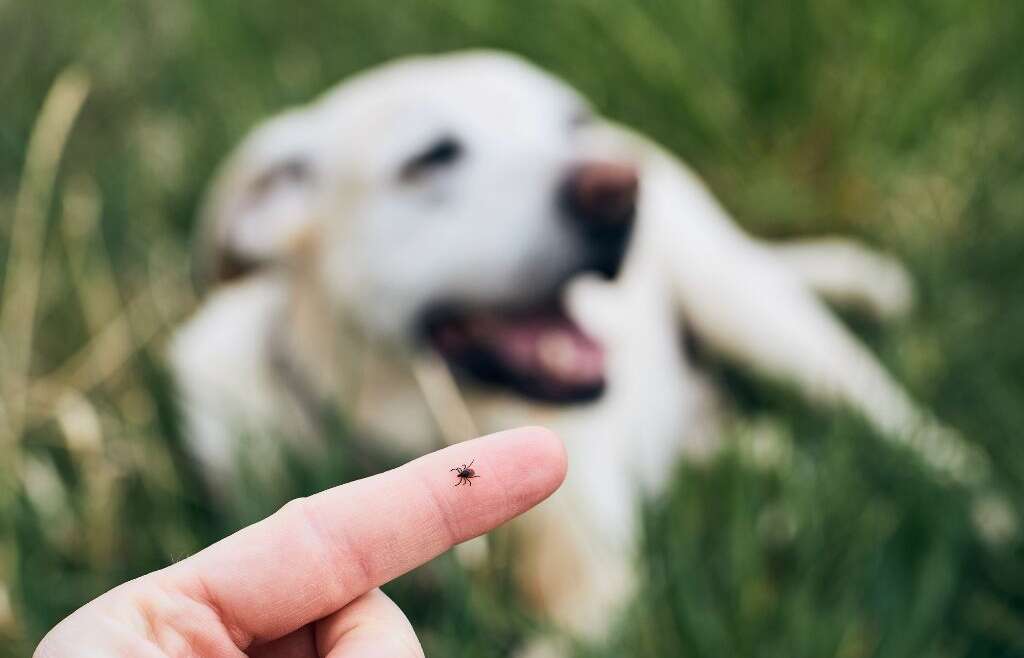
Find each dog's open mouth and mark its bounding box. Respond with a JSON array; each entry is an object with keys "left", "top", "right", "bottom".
[{"left": 422, "top": 302, "right": 605, "bottom": 402}]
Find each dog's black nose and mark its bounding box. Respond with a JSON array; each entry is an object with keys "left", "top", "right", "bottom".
[
  {"left": 561, "top": 161, "right": 639, "bottom": 232},
  {"left": 560, "top": 161, "right": 638, "bottom": 278}
]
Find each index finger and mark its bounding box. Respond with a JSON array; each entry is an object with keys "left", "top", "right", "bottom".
[{"left": 168, "top": 426, "right": 566, "bottom": 648}]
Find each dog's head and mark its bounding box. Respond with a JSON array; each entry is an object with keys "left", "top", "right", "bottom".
[{"left": 199, "top": 51, "right": 639, "bottom": 402}]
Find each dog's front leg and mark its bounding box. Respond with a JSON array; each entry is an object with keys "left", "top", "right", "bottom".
[
  {"left": 766, "top": 236, "right": 915, "bottom": 320},
  {"left": 640, "top": 153, "right": 985, "bottom": 485},
  {"left": 511, "top": 261, "right": 703, "bottom": 645}
]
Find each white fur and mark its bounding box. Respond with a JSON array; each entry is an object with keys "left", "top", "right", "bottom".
[{"left": 169, "top": 51, "right": 962, "bottom": 642}]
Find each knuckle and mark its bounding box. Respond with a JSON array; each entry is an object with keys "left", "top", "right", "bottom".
[
  {"left": 280, "top": 493, "right": 373, "bottom": 595},
  {"left": 128, "top": 581, "right": 225, "bottom": 657}
]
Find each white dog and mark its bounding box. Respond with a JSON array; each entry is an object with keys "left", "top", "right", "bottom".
[{"left": 169, "top": 51, "right": 979, "bottom": 643}]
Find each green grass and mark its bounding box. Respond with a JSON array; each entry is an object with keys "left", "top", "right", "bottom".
[{"left": 3, "top": 1, "right": 1024, "bottom": 656}]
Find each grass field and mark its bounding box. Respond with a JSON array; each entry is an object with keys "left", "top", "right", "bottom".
[{"left": 2, "top": 1, "right": 1024, "bottom": 656}]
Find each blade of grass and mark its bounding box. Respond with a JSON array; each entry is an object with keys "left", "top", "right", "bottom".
[
  {"left": 0, "top": 69, "right": 89, "bottom": 645},
  {"left": 0, "top": 68, "right": 90, "bottom": 446}
]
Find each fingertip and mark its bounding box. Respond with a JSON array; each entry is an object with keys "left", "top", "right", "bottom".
[
  {"left": 492, "top": 425, "right": 568, "bottom": 505},
  {"left": 522, "top": 425, "right": 569, "bottom": 489}
]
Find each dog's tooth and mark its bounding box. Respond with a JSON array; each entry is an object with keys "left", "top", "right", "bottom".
[{"left": 537, "top": 331, "right": 579, "bottom": 376}]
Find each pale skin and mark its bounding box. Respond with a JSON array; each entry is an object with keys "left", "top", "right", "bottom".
[{"left": 34, "top": 426, "right": 567, "bottom": 658}]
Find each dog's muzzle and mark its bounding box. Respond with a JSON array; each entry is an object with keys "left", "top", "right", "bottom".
[{"left": 420, "top": 160, "right": 640, "bottom": 404}]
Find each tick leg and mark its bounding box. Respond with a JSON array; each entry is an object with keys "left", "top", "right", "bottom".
[{"left": 468, "top": 459, "right": 475, "bottom": 469}]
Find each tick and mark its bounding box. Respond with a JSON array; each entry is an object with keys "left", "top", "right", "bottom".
[{"left": 451, "top": 460, "right": 480, "bottom": 487}]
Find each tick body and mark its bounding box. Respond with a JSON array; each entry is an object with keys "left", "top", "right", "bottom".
[{"left": 451, "top": 460, "right": 480, "bottom": 487}]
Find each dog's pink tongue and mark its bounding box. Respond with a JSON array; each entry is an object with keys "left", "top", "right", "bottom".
[{"left": 479, "top": 313, "right": 605, "bottom": 387}]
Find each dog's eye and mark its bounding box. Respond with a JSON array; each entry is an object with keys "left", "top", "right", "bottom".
[
  {"left": 400, "top": 136, "right": 463, "bottom": 181},
  {"left": 252, "top": 157, "right": 311, "bottom": 196}
]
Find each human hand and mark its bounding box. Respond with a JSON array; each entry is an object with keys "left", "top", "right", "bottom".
[{"left": 34, "top": 427, "right": 566, "bottom": 657}]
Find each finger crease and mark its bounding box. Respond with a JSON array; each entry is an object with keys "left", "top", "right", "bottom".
[
  {"left": 192, "top": 570, "right": 252, "bottom": 649},
  {"left": 293, "top": 495, "right": 371, "bottom": 603},
  {"left": 420, "top": 470, "right": 463, "bottom": 546}
]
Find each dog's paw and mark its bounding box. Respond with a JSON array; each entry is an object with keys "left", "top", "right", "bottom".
[{"left": 862, "top": 252, "right": 916, "bottom": 320}]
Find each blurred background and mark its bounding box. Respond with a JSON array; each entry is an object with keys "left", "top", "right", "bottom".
[{"left": 2, "top": 0, "right": 1024, "bottom": 655}]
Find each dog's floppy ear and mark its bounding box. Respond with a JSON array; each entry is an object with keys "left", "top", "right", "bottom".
[{"left": 196, "top": 109, "right": 321, "bottom": 288}]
